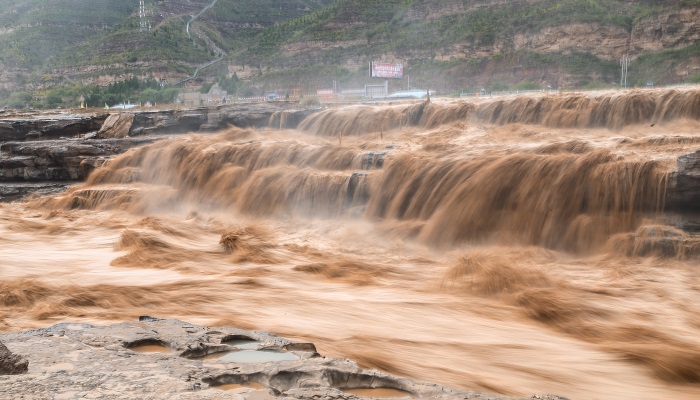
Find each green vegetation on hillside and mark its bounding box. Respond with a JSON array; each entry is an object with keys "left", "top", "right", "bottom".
[
  {"left": 232, "top": 0, "right": 699, "bottom": 91},
  {"left": 0, "top": 0, "right": 139, "bottom": 67},
  {"left": 633, "top": 42, "right": 700, "bottom": 86},
  {"left": 0, "top": 0, "right": 335, "bottom": 89},
  {"left": 0, "top": 77, "right": 181, "bottom": 109},
  {"left": 52, "top": 17, "right": 212, "bottom": 67},
  {"left": 0, "top": 0, "right": 698, "bottom": 96}
]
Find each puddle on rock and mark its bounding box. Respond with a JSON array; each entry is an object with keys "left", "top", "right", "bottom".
[
  {"left": 129, "top": 344, "right": 171, "bottom": 354},
  {"left": 224, "top": 339, "right": 261, "bottom": 349},
  {"left": 342, "top": 388, "right": 414, "bottom": 398},
  {"left": 217, "top": 349, "right": 299, "bottom": 363},
  {"left": 245, "top": 390, "right": 278, "bottom": 400},
  {"left": 213, "top": 382, "right": 264, "bottom": 391}
]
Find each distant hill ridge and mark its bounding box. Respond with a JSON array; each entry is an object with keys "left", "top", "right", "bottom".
[{"left": 0, "top": 0, "right": 697, "bottom": 94}]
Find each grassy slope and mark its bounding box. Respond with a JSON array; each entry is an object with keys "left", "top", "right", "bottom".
[
  {"left": 0, "top": 0, "right": 140, "bottom": 67},
  {"left": 0, "top": 0, "right": 332, "bottom": 75}
]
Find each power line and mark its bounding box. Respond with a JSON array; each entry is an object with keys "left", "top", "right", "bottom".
[{"left": 139, "top": 0, "right": 150, "bottom": 32}]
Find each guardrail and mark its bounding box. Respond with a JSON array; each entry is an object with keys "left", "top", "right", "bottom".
[
  {"left": 174, "top": 0, "right": 225, "bottom": 86},
  {"left": 460, "top": 89, "right": 560, "bottom": 98},
  {"left": 174, "top": 56, "right": 225, "bottom": 86},
  {"left": 186, "top": 0, "right": 219, "bottom": 39},
  {"left": 236, "top": 97, "right": 267, "bottom": 103}
]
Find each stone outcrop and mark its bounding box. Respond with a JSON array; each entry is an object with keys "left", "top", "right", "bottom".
[
  {"left": 0, "top": 114, "right": 107, "bottom": 142},
  {"left": 631, "top": 8, "right": 700, "bottom": 53},
  {"left": 0, "top": 318, "right": 567, "bottom": 399},
  {"left": 97, "top": 113, "right": 135, "bottom": 139},
  {"left": 0, "top": 137, "right": 162, "bottom": 182},
  {"left": 0, "top": 105, "right": 321, "bottom": 200},
  {"left": 0, "top": 106, "right": 319, "bottom": 143},
  {"left": 0, "top": 182, "right": 72, "bottom": 202},
  {"left": 511, "top": 23, "right": 629, "bottom": 61},
  {"left": 0, "top": 341, "right": 28, "bottom": 375},
  {"left": 128, "top": 105, "right": 317, "bottom": 136}
]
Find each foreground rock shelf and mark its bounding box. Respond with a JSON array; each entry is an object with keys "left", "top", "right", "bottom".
[{"left": 0, "top": 318, "right": 566, "bottom": 400}]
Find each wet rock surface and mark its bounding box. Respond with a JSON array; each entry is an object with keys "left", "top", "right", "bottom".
[
  {"left": 0, "top": 181, "right": 73, "bottom": 202},
  {"left": 0, "top": 318, "right": 563, "bottom": 400},
  {"left": 0, "top": 105, "right": 320, "bottom": 199},
  {"left": 0, "top": 114, "right": 106, "bottom": 142},
  {"left": 0, "top": 136, "right": 165, "bottom": 182},
  {"left": 670, "top": 150, "right": 700, "bottom": 211},
  {"left": 0, "top": 341, "right": 28, "bottom": 375},
  {"left": 0, "top": 105, "right": 318, "bottom": 143}
]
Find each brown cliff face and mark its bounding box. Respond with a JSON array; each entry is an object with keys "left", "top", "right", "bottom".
[
  {"left": 278, "top": 7, "right": 697, "bottom": 63},
  {"left": 631, "top": 8, "right": 700, "bottom": 52},
  {"left": 511, "top": 23, "right": 630, "bottom": 61},
  {"left": 508, "top": 9, "right": 700, "bottom": 60}
]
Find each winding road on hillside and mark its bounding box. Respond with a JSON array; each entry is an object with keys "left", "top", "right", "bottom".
[
  {"left": 178, "top": 0, "right": 225, "bottom": 85},
  {"left": 186, "top": 0, "right": 219, "bottom": 39}
]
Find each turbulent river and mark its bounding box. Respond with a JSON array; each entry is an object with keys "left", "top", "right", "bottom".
[{"left": 2, "top": 89, "right": 700, "bottom": 399}]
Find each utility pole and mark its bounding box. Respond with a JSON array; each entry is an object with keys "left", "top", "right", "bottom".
[
  {"left": 139, "top": 1, "right": 148, "bottom": 32},
  {"left": 620, "top": 54, "right": 630, "bottom": 88}
]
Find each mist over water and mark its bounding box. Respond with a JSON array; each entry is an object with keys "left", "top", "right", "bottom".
[{"left": 2, "top": 89, "right": 700, "bottom": 399}]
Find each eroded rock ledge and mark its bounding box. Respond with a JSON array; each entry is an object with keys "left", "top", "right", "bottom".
[
  {"left": 0, "top": 105, "right": 317, "bottom": 143},
  {"left": 0, "top": 136, "right": 164, "bottom": 182},
  {"left": 0, "top": 105, "right": 319, "bottom": 200},
  {"left": 0, "top": 318, "right": 566, "bottom": 400}
]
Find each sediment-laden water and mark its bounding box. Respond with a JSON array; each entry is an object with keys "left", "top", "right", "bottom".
[{"left": 2, "top": 88, "right": 700, "bottom": 399}]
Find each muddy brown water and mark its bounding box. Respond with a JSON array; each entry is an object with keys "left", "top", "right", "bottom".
[
  {"left": 213, "top": 382, "right": 265, "bottom": 391},
  {"left": 128, "top": 344, "right": 171, "bottom": 354},
  {"left": 2, "top": 89, "right": 700, "bottom": 399}
]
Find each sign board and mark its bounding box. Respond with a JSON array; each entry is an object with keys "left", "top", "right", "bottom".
[
  {"left": 370, "top": 62, "right": 404, "bottom": 79},
  {"left": 317, "top": 90, "right": 335, "bottom": 100}
]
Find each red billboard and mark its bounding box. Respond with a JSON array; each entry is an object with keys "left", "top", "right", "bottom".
[{"left": 370, "top": 62, "right": 404, "bottom": 79}]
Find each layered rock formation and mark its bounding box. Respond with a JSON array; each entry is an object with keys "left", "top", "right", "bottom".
[
  {"left": 0, "top": 105, "right": 317, "bottom": 143},
  {"left": 0, "top": 137, "right": 162, "bottom": 182},
  {"left": 0, "top": 104, "right": 319, "bottom": 200},
  {"left": 97, "top": 114, "right": 135, "bottom": 139},
  {"left": 0, "top": 114, "right": 106, "bottom": 142},
  {"left": 0, "top": 318, "right": 566, "bottom": 399}
]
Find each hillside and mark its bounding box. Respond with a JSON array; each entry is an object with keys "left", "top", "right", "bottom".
[
  {"left": 0, "top": 0, "right": 332, "bottom": 91},
  {"left": 233, "top": 0, "right": 700, "bottom": 92},
  {"left": 0, "top": 0, "right": 698, "bottom": 101}
]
